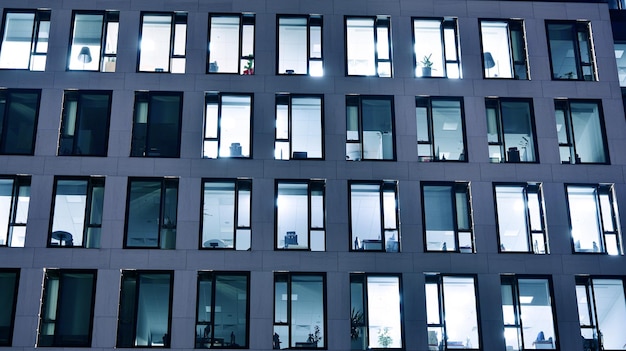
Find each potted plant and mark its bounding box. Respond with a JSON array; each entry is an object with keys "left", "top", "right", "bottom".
[
  {"left": 377, "top": 327, "right": 393, "bottom": 348},
  {"left": 243, "top": 55, "right": 254, "bottom": 75},
  {"left": 420, "top": 54, "right": 434, "bottom": 77},
  {"left": 350, "top": 308, "right": 364, "bottom": 340}
]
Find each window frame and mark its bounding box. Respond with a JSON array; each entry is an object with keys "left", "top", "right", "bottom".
[
  {"left": 0, "top": 268, "right": 19, "bottom": 347},
  {"left": 554, "top": 99, "right": 609, "bottom": 165},
  {"left": 137, "top": 11, "right": 187, "bottom": 74},
  {"left": 0, "top": 88, "right": 41, "bottom": 155},
  {"left": 0, "top": 8, "right": 50, "bottom": 71},
  {"left": 199, "top": 178, "right": 252, "bottom": 250},
  {"left": 275, "top": 94, "right": 324, "bottom": 160},
  {"left": 203, "top": 92, "right": 253, "bottom": 159},
  {"left": 493, "top": 182, "right": 548, "bottom": 254},
  {"left": 345, "top": 16, "right": 392, "bottom": 77},
  {"left": 273, "top": 272, "right": 327, "bottom": 350},
  {"left": 130, "top": 91, "right": 183, "bottom": 158},
  {"left": 411, "top": 17, "right": 461, "bottom": 79},
  {"left": 124, "top": 177, "right": 179, "bottom": 249},
  {"left": 0, "top": 175, "right": 30, "bottom": 248},
  {"left": 346, "top": 95, "right": 396, "bottom": 161},
  {"left": 415, "top": 96, "right": 467, "bottom": 162},
  {"left": 546, "top": 20, "right": 597, "bottom": 81},
  {"left": 276, "top": 14, "right": 323, "bottom": 76},
  {"left": 421, "top": 181, "right": 474, "bottom": 253},
  {"left": 478, "top": 18, "right": 529, "bottom": 80},
  {"left": 207, "top": 13, "right": 255, "bottom": 75},
  {"left": 66, "top": 10, "right": 119, "bottom": 72},
  {"left": 37, "top": 269, "right": 97, "bottom": 347},
  {"left": 485, "top": 97, "right": 538, "bottom": 163},
  {"left": 274, "top": 179, "right": 326, "bottom": 251},
  {"left": 195, "top": 271, "right": 250, "bottom": 349},
  {"left": 58, "top": 90, "right": 112, "bottom": 156},
  {"left": 348, "top": 180, "right": 400, "bottom": 253}
]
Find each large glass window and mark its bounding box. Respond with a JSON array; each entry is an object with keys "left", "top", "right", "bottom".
[
  {"left": 48, "top": 177, "right": 104, "bottom": 248},
  {"left": 566, "top": 184, "right": 622, "bottom": 255},
  {"left": 278, "top": 15, "right": 323, "bottom": 76},
  {"left": 275, "top": 94, "right": 323, "bottom": 160},
  {"left": 274, "top": 273, "right": 326, "bottom": 349},
  {"left": 479, "top": 20, "right": 528, "bottom": 79},
  {"left": 615, "top": 43, "right": 626, "bottom": 87},
  {"left": 546, "top": 21, "right": 596, "bottom": 81},
  {"left": 349, "top": 181, "right": 399, "bottom": 252},
  {"left": 486, "top": 98, "right": 537, "bottom": 163},
  {"left": 0, "top": 269, "right": 19, "bottom": 346},
  {"left": 416, "top": 97, "right": 466, "bottom": 162},
  {"left": 204, "top": 93, "right": 252, "bottom": 158},
  {"left": 125, "top": 178, "right": 178, "bottom": 249},
  {"left": 555, "top": 100, "right": 608, "bottom": 164},
  {"left": 423, "top": 182, "right": 473, "bottom": 253},
  {"left": 501, "top": 276, "right": 557, "bottom": 350},
  {"left": 138, "top": 12, "right": 187, "bottom": 73},
  {"left": 0, "top": 176, "right": 30, "bottom": 247},
  {"left": 201, "top": 179, "right": 251, "bottom": 250},
  {"left": 68, "top": 11, "right": 119, "bottom": 71},
  {"left": 495, "top": 183, "right": 547, "bottom": 254},
  {"left": 412, "top": 18, "right": 461, "bottom": 78},
  {"left": 131, "top": 91, "right": 183, "bottom": 158},
  {"left": 276, "top": 180, "right": 325, "bottom": 251},
  {"left": 350, "top": 274, "right": 402, "bottom": 350},
  {"left": 0, "top": 9, "right": 50, "bottom": 71},
  {"left": 345, "top": 16, "right": 391, "bottom": 77},
  {"left": 117, "top": 271, "right": 173, "bottom": 348},
  {"left": 196, "top": 272, "right": 249, "bottom": 349},
  {"left": 0, "top": 89, "right": 41, "bottom": 155},
  {"left": 346, "top": 96, "right": 394, "bottom": 161},
  {"left": 425, "top": 275, "right": 479, "bottom": 350},
  {"left": 576, "top": 277, "right": 626, "bottom": 350},
  {"left": 208, "top": 14, "right": 255, "bottom": 74},
  {"left": 38, "top": 269, "right": 96, "bottom": 347},
  {"left": 59, "top": 90, "right": 112, "bottom": 156}
]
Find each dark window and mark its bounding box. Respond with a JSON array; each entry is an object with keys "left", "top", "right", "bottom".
[
  {"left": 566, "top": 184, "right": 622, "bottom": 255},
  {"left": 501, "top": 276, "right": 558, "bottom": 350},
  {"left": 38, "top": 269, "right": 96, "bottom": 347},
  {"left": 425, "top": 274, "right": 480, "bottom": 350},
  {"left": 0, "top": 176, "right": 30, "bottom": 247},
  {"left": 350, "top": 274, "right": 403, "bottom": 350},
  {"left": 125, "top": 178, "right": 178, "bottom": 249},
  {"left": 412, "top": 18, "right": 461, "bottom": 78},
  {"left": 346, "top": 16, "right": 391, "bottom": 77},
  {"left": 346, "top": 95, "right": 395, "bottom": 161},
  {"left": 416, "top": 97, "right": 466, "bottom": 162},
  {"left": 422, "top": 182, "right": 474, "bottom": 253},
  {"left": 59, "top": 90, "right": 112, "bottom": 156},
  {"left": 275, "top": 94, "right": 323, "bottom": 160},
  {"left": 0, "top": 89, "right": 41, "bottom": 155},
  {"left": 349, "top": 181, "right": 400, "bottom": 252},
  {"left": 277, "top": 15, "right": 323, "bottom": 76},
  {"left": 138, "top": 12, "right": 187, "bottom": 73},
  {"left": 274, "top": 273, "right": 326, "bottom": 349},
  {"left": 546, "top": 21, "right": 596, "bottom": 80},
  {"left": 201, "top": 179, "right": 251, "bottom": 250},
  {"left": 0, "top": 269, "right": 19, "bottom": 346},
  {"left": 196, "top": 272, "right": 249, "bottom": 348},
  {"left": 203, "top": 93, "right": 252, "bottom": 158},
  {"left": 555, "top": 99, "right": 608, "bottom": 164},
  {"left": 131, "top": 91, "right": 183, "bottom": 158},
  {"left": 276, "top": 180, "right": 325, "bottom": 251},
  {"left": 0, "top": 9, "right": 50, "bottom": 71},
  {"left": 48, "top": 177, "right": 104, "bottom": 248},
  {"left": 117, "top": 271, "right": 173, "bottom": 348},
  {"left": 68, "top": 11, "right": 119, "bottom": 71},
  {"left": 480, "top": 19, "right": 528, "bottom": 79},
  {"left": 207, "top": 14, "right": 255, "bottom": 75},
  {"left": 495, "top": 183, "right": 548, "bottom": 254},
  {"left": 485, "top": 98, "right": 537, "bottom": 163}
]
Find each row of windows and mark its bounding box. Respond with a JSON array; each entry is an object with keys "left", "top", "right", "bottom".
[
  {"left": 1, "top": 175, "right": 621, "bottom": 256},
  {"left": 0, "top": 9, "right": 604, "bottom": 82},
  {"left": 1, "top": 269, "right": 624, "bottom": 350},
  {"left": 0, "top": 89, "right": 612, "bottom": 164}
]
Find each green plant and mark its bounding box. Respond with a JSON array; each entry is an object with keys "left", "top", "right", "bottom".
[
  {"left": 377, "top": 327, "right": 392, "bottom": 348},
  {"left": 350, "top": 308, "right": 364, "bottom": 340},
  {"left": 313, "top": 325, "right": 322, "bottom": 343},
  {"left": 420, "top": 54, "right": 434, "bottom": 67}
]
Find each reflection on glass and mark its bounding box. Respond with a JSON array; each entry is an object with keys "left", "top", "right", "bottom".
[
  {"left": 202, "top": 181, "right": 251, "bottom": 250},
  {"left": 486, "top": 99, "right": 536, "bottom": 163},
  {"left": 547, "top": 22, "right": 595, "bottom": 81},
  {"left": 0, "top": 177, "right": 30, "bottom": 247},
  {"left": 577, "top": 278, "right": 626, "bottom": 350},
  {"left": 416, "top": 98, "right": 465, "bottom": 162},
  {"left": 275, "top": 96, "right": 323, "bottom": 160},
  {"left": 0, "top": 270, "right": 18, "bottom": 346},
  {"left": 276, "top": 181, "right": 325, "bottom": 251},
  {"left": 131, "top": 93, "right": 182, "bottom": 158},
  {"left": 423, "top": 183, "right": 473, "bottom": 252},
  {"left": 350, "top": 182, "right": 399, "bottom": 252},
  {"left": 126, "top": 179, "right": 177, "bottom": 249},
  {"left": 59, "top": 91, "right": 112, "bottom": 156},
  {"left": 496, "top": 186, "right": 530, "bottom": 252},
  {"left": 480, "top": 20, "right": 527, "bottom": 79},
  {"left": 0, "top": 90, "right": 41, "bottom": 155}
]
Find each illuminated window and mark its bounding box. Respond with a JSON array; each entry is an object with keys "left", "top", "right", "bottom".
[
  {"left": 416, "top": 97, "right": 466, "bottom": 162},
  {"left": 479, "top": 19, "right": 528, "bottom": 79},
  {"left": 203, "top": 93, "right": 252, "bottom": 159},
  {"left": 201, "top": 179, "right": 251, "bottom": 250},
  {"left": 346, "top": 95, "right": 395, "bottom": 161},
  {"left": 275, "top": 94, "right": 323, "bottom": 160},
  {"left": 208, "top": 14, "right": 255, "bottom": 75},
  {"left": 276, "top": 180, "right": 325, "bottom": 251},
  {"left": 68, "top": 11, "right": 118, "bottom": 71},
  {"left": 412, "top": 18, "right": 460, "bottom": 78},
  {"left": 131, "top": 91, "right": 183, "bottom": 158},
  {"left": 138, "top": 12, "right": 187, "bottom": 73},
  {"left": 0, "top": 9, "right": 50, "bottom": 71},
  {"left": 346, "top": 16, "right": 391, "bottom": 77},
  {"left": 349, "top": 181, "right": 399, "bottom": 252},
  {"left": 278, "top": 15, "right": 323, "bottom": 76},
  {"left": 546, "top": 21, "right": 596, "bottom": 81},
  {"left": 485, "top": 98, "right": 537, "bottom": 163},
  {"left": 0, "top": 176, "right": 30, "bottom": 247},
  {"left": 555, "top": 100, "right": 608, "bottom": 164}
]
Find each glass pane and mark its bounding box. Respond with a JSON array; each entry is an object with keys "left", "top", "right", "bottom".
[
  {"left": 310, "top": 25, "right": 322, "bottom": 59},
  {"left": 518, "top": 279, "right": 556, "bottom": 349},
  {"left": 567, "top": 187, "right": 602, "bottom": 252},
  {"left": 495, "top": 186, "right": 530, "bottom": 252},
  {"left": 235, "top": 229, "right": 251, "bottom": 251},
  {"left": 431, "top": 100, "right": 464, "bottom": 161},
  {"left": 75, "top": 93, "right": 111, "bottom": 156},
  {"left": 592, "top": 279, "right": 626, "bottom": 350},
  {"left": 51, "top": 180, "right": 88, "bottom": 247},
  {"left": 575, "top": 285, "right": 591, "bottom": 326},
  {"left": 209, "top": 16, "right": 240, "bottom": 73},
  {"left": 366, "top": 276, "right": 402, "bottom": 348},
  {"left": 0, "top": 13, "right": 35, "bottom": 69},
  {"left": 275, "top": 142, "right": 289, "bottom": 160},
  {"left": 274, "top": 278, "right": 288, "bottom": 324},
  {"left": 69, "top": 14, "right": 103, "bottom": 71},
  {"left": 277, "top": 183, "right": 308, "bottom": 249},
  {"left": 214, "top": 275, "right": 248, "bottom": 348},
  {"left": 241, "top": 23, "right": 254, "bottom": 74},
  {"left": 0, "top": 179, "right": 14, "bottom": 246},
  {"left": 35, "top": 21, "right": 49, "bottom": 54},
  {"left": 276, "top": 104, "right": 289, "bottom": 140},
  {"left": 548, "top": 23, "right": 578, "bottom": 79},
  {"left": 202, "top": 182, "right": 235, "bottom": 248},
  {"left": 135, "top": 273, "right": 172, "bottom": 347},
  {"left": 139, "top": 15, "right": 172, "bottom": 72},
  {"left": 570, "top": 102, "right": 606, "bottom": 163},
  {"left": 382, "top": 189, "right": 396, "bottom": 230},
  {"left": 145, "top": 94, "right": 181, "bottom": 157},
  {"left": 442, "top": 276, "right": 479, "bottom": 349},
  {"left": 480, "top": 21, "right": 513, "bottom": 78},
  {"left": 4, "top": 92, "right": 40, "bottom": 155},
  {"left": 416, "top": 106, "right": 429, "bottom": 142},
  {"left": 351, "top": 184, "right": 382, "bottom": 250},
  {"left": 104, "top": 21, "right": 118, "bottom": 55},
  {"left": 413, "top": 20, "right": 444, "bottom": 77},
  {"left": 376, "top": 27, "right": 389, "bottom": 60},
  {"left": 238, "top": 183, "right": 251, "bottom": 228},
  {"left": 528, "top": 192, "right": 543, "bottom": 231},
  {"left": 455, "top": 190, "right": 470, "bottom": 231},
  {"left": 361, "top": 98, "right": 393, "bottom": 160},
  {"left": 310, "top": 230, "right": 324, "bottom": 252},
  {"left": 54, "top": 272, "right": 95, "bottom": 346},
  {"left": 615, "top": 43, "right": 626, "bottom": 87},
  {"left": 219, "top": 95, "right": 251, "bottom": 158},
  {"left": 424, "top": 186, "right": 456, "bottom": 251},
  {"left": 501, "top": 101, "right": 535, "bottom": 162},
  {"left": 204, "top": 102, "right": 218, "bottom": 138},
  {"left": 599, "top": 192, "right": 615, "bottom": 232},
  {"left": 0, "top": 271, "right": 18, "bottom": 345},
  {"left": 350, "top": 277, "right": 366, "bottom": 350},
  {"left": 14, "top": 183, "right": 30, "bottom": 225},
  {"left": 173, "top": 23, "right": 186, "bottom": 56},
  {"left": 292, "top": 97, "right": 322, "bottom": 159},
  {"left": 160, "top": 184, "right": 177, "bottom": 249},
  {"left": 291, "top": 276, "right": 324, "bottom": 348},
  {"left": 425, "top": 282, "right": 440, "bottom": 325},
  {"left": 347, "top": 18, "right": 376, "bottom": 76},
  {"left": 310, "top": 185, "right": 324, "bottom": 229},
  {"left": 126, "top": 181, "right": 161, "bottom": 247},
  {"left": 278, "top": 17, "right": 307, "bottom": 74}
]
